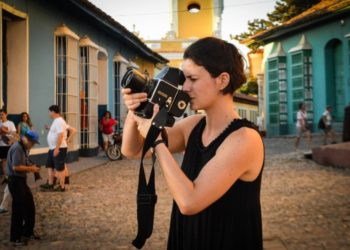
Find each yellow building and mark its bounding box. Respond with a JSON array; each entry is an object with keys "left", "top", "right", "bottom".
[
  {"left": 145, "top": 0, "right": 259, "bottom": 124},
  {"left": 145, "top": 0, "right": 223, "bottom": 68}
]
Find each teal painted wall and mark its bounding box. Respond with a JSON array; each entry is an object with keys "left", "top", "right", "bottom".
[
  {"left": 264, "top": 16, "right": 350, "bottom": 136},
  {"left": 2, "top": 0, "right": 156, "bottom": 147}
]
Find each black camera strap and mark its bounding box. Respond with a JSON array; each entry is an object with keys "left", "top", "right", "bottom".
[{"left": 132, "top": 108, "right": 169, "bottom": 249}]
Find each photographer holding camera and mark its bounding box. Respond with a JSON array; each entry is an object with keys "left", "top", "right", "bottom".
[
  {"left": 6, "top": 130, "right": 41, "bottom": 246},
  {"left": 122, "top": 37, "right": 264, "bottom": 249}
]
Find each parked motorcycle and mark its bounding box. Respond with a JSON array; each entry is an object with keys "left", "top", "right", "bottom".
[{"left": 106, "top": 131, "right": 123, "bottom": 161}]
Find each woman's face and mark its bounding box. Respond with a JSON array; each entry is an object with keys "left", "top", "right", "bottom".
[
  {"left": 105, "top": 112, "right": 111, "bottom": 119},
  {"left": 22, "top": 114, "right": 28, "bottom": 122},
  {"left": 182, "top": 59, "right": 222, "bottom": 111}
]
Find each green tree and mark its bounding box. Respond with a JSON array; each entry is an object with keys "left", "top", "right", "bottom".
[
  {"left": 233, "top": 19, "right": 273, "bottom": 51},
  {"left": 234, "top": 0, "right": 320, "bottom": 50},
  {"left": 267, "top": 0, "right": 321, "bottom": 24},
  {"left": 239, "top": 78, "right": 258, "bottom": 96}
]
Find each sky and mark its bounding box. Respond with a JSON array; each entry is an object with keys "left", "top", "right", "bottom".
[{"left": 89, "top": 0, "right": 276, "bottom": 55}]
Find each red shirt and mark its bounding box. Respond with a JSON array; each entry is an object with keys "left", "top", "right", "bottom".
[{"left": 101, "top": 118, "right": 117, "bottom": 135}]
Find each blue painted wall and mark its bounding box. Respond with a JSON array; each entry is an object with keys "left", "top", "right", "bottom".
[
  {"left": 264, "top": 16, "right": 350, "bottom": 136},
  {"left": 3, "top": 0, "right": 156, "bottom": 147}
]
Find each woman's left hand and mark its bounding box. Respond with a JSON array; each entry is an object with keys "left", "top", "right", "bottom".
[{"left": 132, "top": 105, "right": 160, "bottom": 138}]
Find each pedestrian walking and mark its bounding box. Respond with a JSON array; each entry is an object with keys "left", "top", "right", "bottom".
[
  {"left": 40, "top": 105, "right": 68, "bottom": 192},
  {"left": 7, "top": 130, "right": 41, "bottom": 246},
  {"left": 295, "top": 103, "right": 312, "bottom": 150},
  {"left": 100, "top": 111, "right": 118, "bottom": 152},
  {"left": 17, "top": 112, "right": 33, "bottom": 138},
  {"left": 0, "top": 109, "right": 17, "bottom": 214},
  {"left": 122, "top": 37, "right": 264, "bottom": 249},
  {"left": 322, "top": 105, "right": 336, "bottom": 144}
]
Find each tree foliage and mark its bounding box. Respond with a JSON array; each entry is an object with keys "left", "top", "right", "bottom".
[
  {"left": 239, "top": 78, "right": 258, "bottom": 96},
  {"left": 234, "top": 0, "right": 320, "bottom": 50}
]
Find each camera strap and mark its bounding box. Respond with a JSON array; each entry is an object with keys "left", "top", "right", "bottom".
[{"left": 132, "top": 108, "right": 169, "bottom": 249}]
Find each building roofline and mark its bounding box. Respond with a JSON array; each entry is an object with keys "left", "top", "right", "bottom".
[
  {"left": 68, "top": 0, "right": 168, "bottom": 64},
  {"left": 244, "top": 0, "right": 350, "bottom": 45},
  {"left": 233, "top": 93, "right": 258, "bottom": 106}
]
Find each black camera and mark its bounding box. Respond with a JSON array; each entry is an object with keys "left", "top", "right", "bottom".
[{"left": 121, "top": 67, "right": 190, "bottom": 126}]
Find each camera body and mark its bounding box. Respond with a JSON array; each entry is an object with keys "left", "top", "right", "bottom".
[{"left": 121, "top": 67, "right": 190, "bottom": 126}]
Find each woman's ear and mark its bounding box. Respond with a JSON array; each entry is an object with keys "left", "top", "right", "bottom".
[{"left": 218, "top": 72, "right": 230, "bottom": 91}]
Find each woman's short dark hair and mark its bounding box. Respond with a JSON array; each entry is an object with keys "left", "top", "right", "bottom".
[
  {"left": 104, "top": 110, "right": 112, "bottom": 118},
  {"left": 299, "top": 103, "right": 304, "bottom": 109},
  {"left": 184, "top": 37, "right": 246, "bottom": 95},
  {"left": 49, "top": 105, "right": 60, "bottom": 114}
]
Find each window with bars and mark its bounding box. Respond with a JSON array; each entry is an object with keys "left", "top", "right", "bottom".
[
  {"left": 79, "top": 45, "right": 98, "bottom": 149},
  {"left": 238, "top": 108, "right": 247, "bottom": 119},
  {"left": 56, "top": 36, "right": 67, "bottom": 118},
  {"left": 267, "top": 54, "right": 288, "bottom": 129},
  {"left": 249, "top": 110, "right": 258, "bottom": 124},
  {"left": 291, "top": 50, "right": 313, "bottom": 122},
  {"left": 55, "top": 32, "right": 79, "bottom": 148}
]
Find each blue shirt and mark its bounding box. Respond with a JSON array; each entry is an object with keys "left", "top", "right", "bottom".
[{"left": 6, "top": 141, "right": 29, "bottom": 178}]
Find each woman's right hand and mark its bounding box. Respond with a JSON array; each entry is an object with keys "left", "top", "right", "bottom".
[{"left": 121, "top": 88, "right": 148, "bottom": 112}]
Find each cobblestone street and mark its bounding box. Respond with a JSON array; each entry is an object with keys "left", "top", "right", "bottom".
[{"left": 0, "top": 136, "right": 349, "bottom": 249}]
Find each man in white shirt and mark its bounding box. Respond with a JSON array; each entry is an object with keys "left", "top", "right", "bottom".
[
  {"left": 295, "top": 103, "right": 312, "bottom": 150},
  {"left": 322, "top": 106, "right": 336, "bottom": 145},
  {"left": 40, "top": 105, "right": 67, "bottom": 192},
  {"left": 0, "top": 109, "right": 17, "bottom": 163},
  {"left": 0, "top": 109, "right": 17, "bottom": 214}
]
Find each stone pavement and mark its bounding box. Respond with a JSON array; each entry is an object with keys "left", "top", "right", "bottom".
[{"left": 0, "top": 136, "right": 349, "bottom": 250}]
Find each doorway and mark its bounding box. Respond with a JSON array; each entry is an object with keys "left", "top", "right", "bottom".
[
  {"left": 325, "top": 39, "right": 345, "bottom": 121},
  {"left": 1, "top": 9, "right": 28, "bottom": 114}
]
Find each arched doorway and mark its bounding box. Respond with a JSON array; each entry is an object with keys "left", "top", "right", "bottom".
[{"left": 325, "top": 39, "right": 345, "bottom": 121}]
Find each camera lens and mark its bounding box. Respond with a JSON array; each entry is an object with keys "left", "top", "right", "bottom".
[{"left": 121, "top": 69, "right": 149, "bottom": 93}]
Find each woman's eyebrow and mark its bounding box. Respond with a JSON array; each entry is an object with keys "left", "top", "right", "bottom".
[{"left": 185, "top": 74, "right": 197, "bottom": 78}]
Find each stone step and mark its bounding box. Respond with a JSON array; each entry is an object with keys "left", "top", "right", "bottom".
[{"left": 312, "top": 142, "right": 350, "bottom": 168}]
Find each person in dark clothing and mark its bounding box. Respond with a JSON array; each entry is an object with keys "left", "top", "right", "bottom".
[
  {"left": 6, "top": 130, "right": 41, "bottom": 246},
  {"left": 122, "top": 37, "right": 264, "bottom": 249}
]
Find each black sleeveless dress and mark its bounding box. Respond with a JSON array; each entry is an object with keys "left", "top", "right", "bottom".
[{"left": 168, "top": 118, "right": 264, "bottom": 250}]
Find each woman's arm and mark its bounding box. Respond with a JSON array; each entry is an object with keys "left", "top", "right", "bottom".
[
  {"left": 121, "top": 111, "right": 145, "bottom": 157},
  {"left": 121, "top": 88, "right": 200, "bottom": 158},
  {"left": 122, "top": 108, "right": 202, "bottom": 158},
  {"left": 112, "top": 118, "right": 118, "bottom": 127},
  {"left": 155, "top": 127, "right": 264, "bottom": 215},
  {"left": 17, "top": 123, "right": 21, "bottom": 135}
]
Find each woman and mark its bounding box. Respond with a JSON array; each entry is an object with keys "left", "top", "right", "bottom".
[
  {"left": 322, "top": 105, "right": 336, "bottom": 144},
  {"left": 17, "top": 112, "right": 33, "bottom": 138},
  {"left": 295, "top": 102, "right": 312, "bottom": 150},
  {"left": 122, "top": 37, "right": 264, "bottom": 249},
  {"left": 100, "top": 111, "right": 117, "bottom": 151}
]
